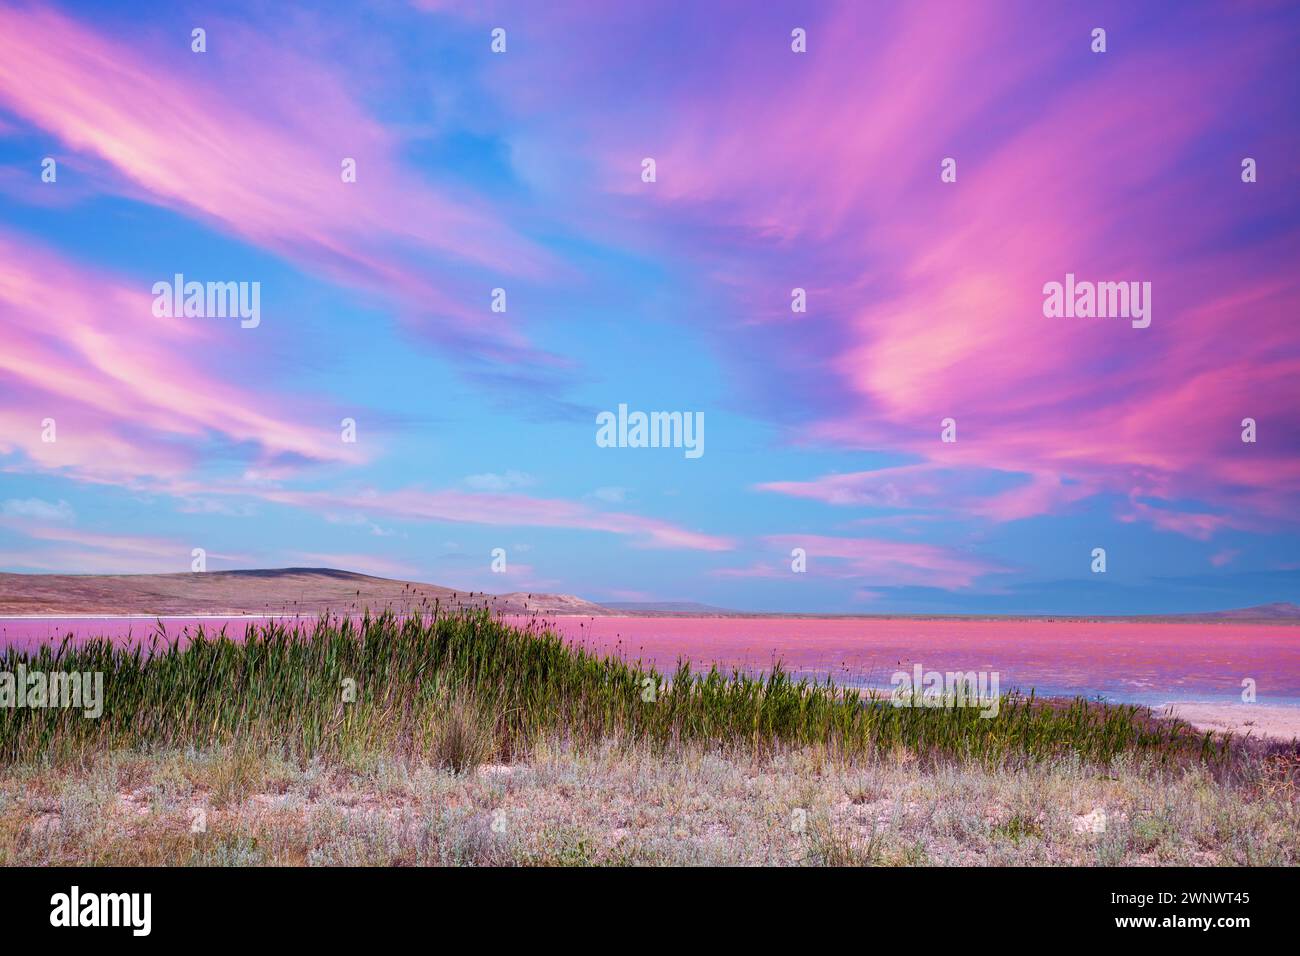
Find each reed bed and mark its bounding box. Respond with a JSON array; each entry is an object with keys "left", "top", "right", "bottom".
[{"left": 0, "top": 608, "right": 1245, "bottom": 772}]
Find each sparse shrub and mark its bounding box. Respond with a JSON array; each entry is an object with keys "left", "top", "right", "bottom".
[
  {"left": 803, "top": 815, "right": 881, "bottom": 866},
  {"left": 428, "top": 694, "right": 491, "bottom": 774},
  {"left": 991, "top": 812, "right": 1043, "bottom": 845}
]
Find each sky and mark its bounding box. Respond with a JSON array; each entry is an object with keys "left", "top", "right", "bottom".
[{"left": 0, "top": 0, "right": 1297, "bottom": 614}]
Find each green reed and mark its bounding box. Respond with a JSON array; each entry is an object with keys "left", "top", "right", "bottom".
[{"left": 0, "top": 608, "right": 1236, "bottom": 770}]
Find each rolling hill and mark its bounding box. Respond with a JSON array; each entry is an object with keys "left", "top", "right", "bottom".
[{"left": 0, "top": 568, "right": 612, "bottom": 617}]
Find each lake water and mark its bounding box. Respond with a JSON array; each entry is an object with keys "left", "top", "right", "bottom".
[{"left": 2, "top": 615, "right": 1297, "bottom": 706}]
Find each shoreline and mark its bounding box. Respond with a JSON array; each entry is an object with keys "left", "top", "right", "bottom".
[
  {"left": 4, "top": 610, "right": 1300, "bottom": 624},
  {"left": 5, "top": 616, "right": 1300, "bottom": 733},
  {"left": 1161, "top": 702, "right": 1300, "bottom": 742}
]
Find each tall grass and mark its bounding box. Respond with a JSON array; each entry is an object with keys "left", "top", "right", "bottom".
[{"left": 0, "top": 608, "right": 1242, "bottom": 771}]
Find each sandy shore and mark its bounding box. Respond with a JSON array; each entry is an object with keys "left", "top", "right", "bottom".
[{"left": 1161, "top": 702, "right": 1300, "bottom": 742}]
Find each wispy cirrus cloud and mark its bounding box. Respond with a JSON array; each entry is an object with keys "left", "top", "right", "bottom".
[
  {"left": 757, "top": 465, "right": 1096, "bottom": 526},
  {"left": 0, "top": 4, "right": 564, "bottom": 371},
  {"left": 0, "top": 230, "right": 364, "bottom": 484},
  {"left": 1, "top": 498, "right": 74, "bottom": 522},
  {"left": 463, "top": 470, "right": 537, "bottom": 492},
  {"left": 546, "top": 0, "right": 1300, "bottom": 537},
  {"left": 130, "top": 475, "right": 732, "bottom": 554},
  {"left": 1, "top": 0, "right": 1296, "bottom": 610},
  {"left": 251, "top": 486, "right": 734, "bottom": 553},
  {"left": 1118, "top": 500, "right": 1244, "bottom": 542},
  {"left": 716, "top": 534, "right": 1003, "bottom": 590},
  {"left": 289, "top": 552, "right": 422, "bottom": 581},
  {"left": 0, "top": 521, "right": 249, "bottom": 574}
]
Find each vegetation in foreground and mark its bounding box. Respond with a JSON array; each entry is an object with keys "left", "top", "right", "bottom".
[
  {"left": 0, "top": 608, "right": 1271, "bottom": 769},
  {"left": 2, "top": 610, "right": 1296, "bottom": 865},
  {"left": 3, "top": 743, "right": 1298, "bottom": 866}
]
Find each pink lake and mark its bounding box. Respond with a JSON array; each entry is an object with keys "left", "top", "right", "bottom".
[
  {"left": 2, "top": 615, "right": 1297, "bottom": 706},
  {"left": 544, "top": 617, "right": 1300, "bottom": 706}
]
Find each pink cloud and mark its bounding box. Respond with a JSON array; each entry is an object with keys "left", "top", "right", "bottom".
[
  {"left": 717, "top": 534, "right": 1003, "bottom": 590},
  {"left": 0, "top": 5, "right": 560, "bottom": 366},
  {"left": 758, "top": 466, "right": 1094, "bottom": 525},
  {"left": 1118, "top": 501, "right": 1241, "bottom": 542},
  {"left": 0, "top": 231, "right": 363, "bottom": 484},
  {"left": 0, "top": 521, "right": 250, "bottom": 573},
  {"left": 553, "top": 0, "right": 1300, "bottom": 534},
  {"left": 290, "top": 552, "right": 422, "bottom": 580},
  {"left": 246, "top": 486, "right": 734, "bottom": 552},
  {"left": 1210, "top": 549, "right": 1240, "bottom": 568},
  {"left": 756, "top": 465, "right": 939, "bottom": 508}
]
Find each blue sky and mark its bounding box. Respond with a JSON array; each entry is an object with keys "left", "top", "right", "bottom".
[{"left": 1, "top": 0, "right": 1297, "bottom": 613}]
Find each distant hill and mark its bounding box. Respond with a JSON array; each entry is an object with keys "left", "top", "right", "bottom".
[
  {"left": 0, "top": 568, "right": 612, "bottom": 618},
  {"left": 600, "top": 601, "right": 738, "bottom": 615},
  {"left": 0, "top": 569, "right": 1293, "bottom": 623},
  {"left": 599, "top": 602, "right": 1300, "bottom": 622},
  {"left": 1168, "top": 602, "right": 1300, "bottom": 624}
]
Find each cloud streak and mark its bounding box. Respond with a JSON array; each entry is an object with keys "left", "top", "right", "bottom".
[
  {"left": 716, "top": 534, "right": 1003, "bottom": 590},
  {"left": 0, "top": 4, "right": 562, "bottom": 368},
  {"left": 0, "top": 230, "right": 364, "bottom": 484},
  {"left": 560, "top": 0, "right": 1300, "bottom": 537}
]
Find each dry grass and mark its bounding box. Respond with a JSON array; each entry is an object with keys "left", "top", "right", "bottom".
[
  {"left": 2, "top": 741, "right": 1296, "bottom": 866},
  {"left": 427, "top": 692, "right": 493, "bottom": 774}
]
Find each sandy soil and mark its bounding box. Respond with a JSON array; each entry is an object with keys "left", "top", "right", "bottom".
[
  {"left": 1161, "top": 702, "right": 1300, "bottom": 742},
  {"left": 6, "top": 744, "right": 1295, "bottom": 866}
]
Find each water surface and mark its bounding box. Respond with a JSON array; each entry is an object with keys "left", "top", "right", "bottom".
[{"left": 3, "top": 614, "right": 1296, "bottom": 706}]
